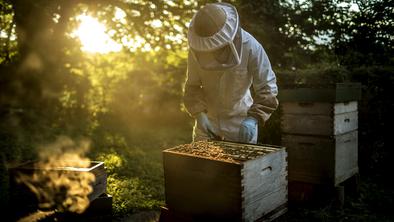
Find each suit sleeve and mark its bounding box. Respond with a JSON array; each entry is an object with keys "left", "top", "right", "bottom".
[
  {"left": 183, "top": 53, "right": 207, "bottom": 117},
  {"left": 247, "top": 42, "right": 279, "bottom": 125}
]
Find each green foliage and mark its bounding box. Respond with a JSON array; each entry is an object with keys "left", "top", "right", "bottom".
[
  {"left": 276, "top": 63, "right": 350, "bottom": 88},
  {"left": 334, "top": 0, "right": 394, "bottom": 66},
  {"left": 236, "top": 0, "right": 353, "bottom": 68},
  {"left": 236, "top": 0, "right": 302, "bottom": 68},
  {"left": 0, "top": 0, "right": 17, "bottom": 63},
  {"left": 107, "top": 175, "right": 163, "bottom": 215},
  {"left": 349, "top": 66, "right": 394, "bottom": 175},
  {"left": 237, "top": 0, "right": 393, "bottom": 69}
]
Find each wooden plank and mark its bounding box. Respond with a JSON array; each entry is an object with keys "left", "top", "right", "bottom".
[
  {"left": 278, "top": 83, "right": 361, "bottom": 102},
  {"left": 281, "top": 111, "right": 357, "bottom": 136},
  {"left": 244, "top": 186, "right": 287, "bottom": 222},
  {"left": 279, "top": 88, "right": 335, "bottom": 102},
  {"left": 335, "top": 131, "right": 359, "bottom": 185},
  {"left": 163, "top": 151, "right": 243, "bottom": 220},
  {"left": 282, "top": 101, "right": 357, "bottom": 115},
  {"left": 282, "top": 102, "right": 333, "bottom": 115},
  {"left": 10, "top": 161, "right": 105, "bottom": 173},
  {"left": 242, "top": 150, "right": 287, "bottom": 221},
  {"left": 334, "top": 111, "right": 358, "bottom": 135},
  {"left": 88, "top": 172, "right": 107, "bottom": 201},
  {"left": 334, "top": 101, "right": 358, "bottom": 114},
  {"left": 282, "top": 134, "right": 335, "bottom": 184},
  {"left": 281, "top": 114, "right": 334, "bottom": 136}
]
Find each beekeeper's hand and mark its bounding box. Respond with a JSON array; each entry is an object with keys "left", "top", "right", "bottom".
[
  {"left": 196, "top": 112, "right": 217, "bottom": 139},
  {"left": 239, "top": 117, "right": 258, "bottom": 143}
]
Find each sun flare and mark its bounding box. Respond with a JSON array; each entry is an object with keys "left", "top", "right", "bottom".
[{"left": 72, "top": 15, "right": 122, "bottom": 54}]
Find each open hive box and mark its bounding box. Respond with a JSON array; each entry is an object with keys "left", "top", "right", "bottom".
[
  {"left": 9, "top": 161, "right": 108, "bottom": 213},
  {"left": 163, "top": 141, "right": 287, "bottom": 222}
]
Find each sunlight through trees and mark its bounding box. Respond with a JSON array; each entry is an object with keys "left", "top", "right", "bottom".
[{"left": 1, "top": 0, "right": 393, "bottom": 218}]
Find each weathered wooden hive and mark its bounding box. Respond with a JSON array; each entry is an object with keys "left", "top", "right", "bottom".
[
  {"left": 163, "top": 141, "right": 287, "bottom": 222},
  {"left": 279, "top": 83, "right": 361, "bottom": 186},
  {"left": 8, "top": 161, "right": 111, "bottom": 215}
]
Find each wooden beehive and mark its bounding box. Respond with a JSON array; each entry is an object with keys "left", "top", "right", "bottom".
[
  {"left": 282, "top": 131, "right": 358, "bottom": 185},
  {"left": 163, "top": 141, "right": 287, "bottom": 222},
  {"left": 279, "top": 83, "right": 360, "bottom": 186},
  {"left": 9, "top": 161, "right": 107, "bottom": 210}
]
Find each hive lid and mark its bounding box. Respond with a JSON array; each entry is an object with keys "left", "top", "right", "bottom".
[
  {"left": 9, "top": 161, "right": 104, "bottom": 173},
  {"left": 278, "top": 82, "right": 362, "bottom": 102}
]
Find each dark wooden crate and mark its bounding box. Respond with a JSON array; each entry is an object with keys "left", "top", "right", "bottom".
[
  {"left": 278, "top": 83, "right": 361, "bottom": 103},
  {"left": 163, "top": 141, "right": 287, "bottom": 222},
  {"left": 9, "top": 161, "right": 107, "bottom": 211},
  {"left": 282, "top": 131, "right": 358, "bottom": 186}
]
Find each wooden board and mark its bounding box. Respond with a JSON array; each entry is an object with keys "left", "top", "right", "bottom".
[
  {"left": 283, "top": 135, "right": 334, "bottom": 184},
  {"left": 242, "top": 150, "right": 287, "bottom": 221},
  {"left": 281, "top": 111, "right": 358, "bottom": 136},
  {"left": 278, "top": 83, "right": 361, "bottom": 102},
  {"left": 89, "top": 171, "right": 107, "bottom": 201},
  {"left": 163, "top": 151, "right": 243, "bottom": 220},
  {"left": 334, "top": 101, "right": 358, "bottom": 114},
  {"left": 335, "top": 131, "right": 359, "bottom": 184},
  {"left": 163, "top": 142, "right": 287, "bottom": 221},
  {"left": 282, "top": 131, "right": 358, "bottom": 186},
  {"left": 281, "top": 101, "right": 357, "bottom": 115}
]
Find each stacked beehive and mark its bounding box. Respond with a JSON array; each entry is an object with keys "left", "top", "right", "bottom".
[
  {"left": 279, "top": 83, "right": 361, "bottom": 186},
  {"left": 162, "top": 141, "right": 287, "bottom": 222}
]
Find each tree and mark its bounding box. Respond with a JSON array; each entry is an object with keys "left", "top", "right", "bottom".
[
  {"left": 333, "top": 0, "right": 394, "bottom": 66},
  {"left": 236, "top": 0, "right": 358, "bottom": 69},
  {"left": 0, "top": 0, "right": 200, "bottom": 212}
]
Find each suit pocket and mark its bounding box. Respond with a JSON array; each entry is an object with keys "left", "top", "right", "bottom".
[
  {"left": 220, "top": 68, "right": 251, "bottom": 111},
  {"left": 230, "top": 68, "right": 250, "bottom": 99}
]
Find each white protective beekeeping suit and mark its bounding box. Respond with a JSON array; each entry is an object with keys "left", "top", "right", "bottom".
[{"left": 184, "top": 3, "right": 278, "bottom": 143}]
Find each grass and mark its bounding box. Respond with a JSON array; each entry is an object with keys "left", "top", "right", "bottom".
[{"left": 89, "top": 118, "right": 193, "bottom": 217}]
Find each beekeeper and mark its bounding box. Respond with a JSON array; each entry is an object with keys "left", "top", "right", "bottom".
[{"left": 183, "top": 2, "right": 278, "bottom": 144}]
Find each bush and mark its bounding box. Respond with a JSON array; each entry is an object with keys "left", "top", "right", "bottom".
[{"left": 276, "top": 64, "right": 351, "bottom": 88}]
